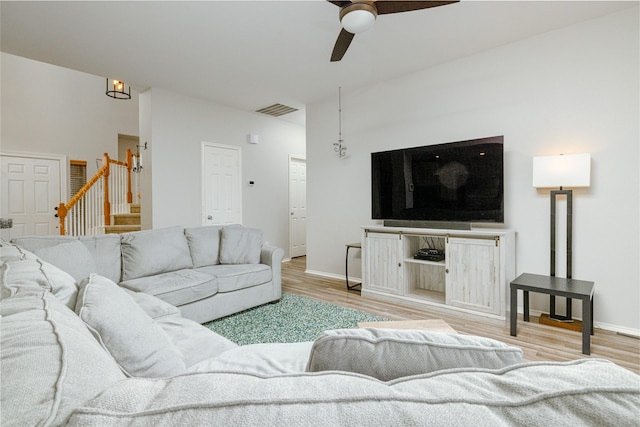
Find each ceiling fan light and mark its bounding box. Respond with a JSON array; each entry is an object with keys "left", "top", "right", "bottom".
[{"left": 341, "top": 9, "right": 376, "bottom": 34}]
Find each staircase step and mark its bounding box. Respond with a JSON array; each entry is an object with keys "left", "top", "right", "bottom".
[
  {"left": 112, "top": 213, "right": 141, "bottom": 226},
  {"left": 129, "top": 204, "right": 141, "bottom": 214},
  {"left": 104, "top": 224, "right": 141, "bottom": 234}
]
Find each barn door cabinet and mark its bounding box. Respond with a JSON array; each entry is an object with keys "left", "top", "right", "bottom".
[{"left": 361, "top": 226, "right": 515, "bottom": 320}]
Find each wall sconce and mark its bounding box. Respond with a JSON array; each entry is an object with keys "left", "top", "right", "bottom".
[
  {"left": 533, "top": 153, "right": 591, "bottom": 321},
  {"left": 106, "top": 78, "right": 131, "bottom": 100}
]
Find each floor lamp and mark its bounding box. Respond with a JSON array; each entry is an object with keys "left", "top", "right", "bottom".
[{"left": 533, "top": 153, "right": 591, "bottom": 321}]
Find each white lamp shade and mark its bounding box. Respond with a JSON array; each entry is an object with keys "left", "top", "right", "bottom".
[
  {"left": 341, "top": 9, "right": 376, "bottom": 33},
  {"left": 532, "top": 153, "right": 591, "bottom": 188}
]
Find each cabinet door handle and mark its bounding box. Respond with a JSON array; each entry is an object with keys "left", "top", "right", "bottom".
[{"left": 398, "top": 263, "right": 402, "bottom": 267}]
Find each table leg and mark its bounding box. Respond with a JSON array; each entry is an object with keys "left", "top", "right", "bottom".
[
  {"left": 345, "top": 246, "right": 350, "bottom": 290},
  {"left": 590, "top": 297, "right": 594, "bottom": 336},
  {"left": 582, "top": 296, "right": 591, "bottom": 355},
  {"left": 510, "top": 286, "right": 517, "bottom": 336},
  {"left": 523, "top": 290, "right": 530, "bottom": 322}
]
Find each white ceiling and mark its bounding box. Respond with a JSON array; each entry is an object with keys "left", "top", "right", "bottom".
[{"left": 1, "top": 1, "right": 635, "bottom": 126}]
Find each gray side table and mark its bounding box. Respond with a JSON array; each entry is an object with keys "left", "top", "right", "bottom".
[{"left": 510, "top": 273, "right": 594, "bottom": 355}]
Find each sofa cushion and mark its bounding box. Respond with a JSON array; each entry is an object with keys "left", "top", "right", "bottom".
[
  {"left": 185, "top": 225, "right": 222, "bottom": 267},
  {"left": 123, "top": 288, "right": 181, "bottom": 320},
  {"left": 79, "top": 234, "right": 122, "bottom": 283},
  {"left": 197, "top": 263, "right": 271, "bottom": 293},
  {"left": 189, "top": 342, "right": 314, "bottom": 375},
  {"left": 67, "top": 359, "right": 640, "bottom": 426},
  {"left": 120, "top": 226, "right": 193, "bottom": 281},
  {"left": 219, "top": 225, "right": 262, "bottom": 264},
  {"left": 306, "top": 328, "right": 523, "bottom": 381},
  {"left": 1, "top": 289, "right": 126, "bottom": 427},
  {"left": 1, "top": 255, "right": 78, "bottom": 309},
  {"left": 76, "top": 274, "right": 186, "bottom": 378},
  {"left": 156, "top": 316, "right": 238, "bottom": 368},
  {"left": 120, "top": 269, "right": 218, "bottom": 306},
  {"left": 33, "top": 240, "right": 97, "bottom": 282}
]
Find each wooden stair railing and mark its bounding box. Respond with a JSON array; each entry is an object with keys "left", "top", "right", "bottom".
[{"left": 57, "top": 150, "right": 137, "bottom": 236}]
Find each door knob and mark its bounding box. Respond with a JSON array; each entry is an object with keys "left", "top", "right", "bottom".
[{"left": 207, "top": 215, "right": 213, "bottom": 220}]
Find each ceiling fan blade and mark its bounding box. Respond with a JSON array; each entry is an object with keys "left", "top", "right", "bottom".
[
  {"left": 331, "top": 29, "right": 355, "bottom": 62},
  {"left": 327, "top": 1, "right": 351, "bottom": 7},
  {"left": 375, "top": 1, "right": 459, "bottom": 15}
]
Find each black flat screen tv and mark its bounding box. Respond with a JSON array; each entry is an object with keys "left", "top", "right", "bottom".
[{"left": 371, "top": 136, "right": 504, "bottom": 224}]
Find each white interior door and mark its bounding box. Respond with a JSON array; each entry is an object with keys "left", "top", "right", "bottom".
[
  {"left": 1, "top": 155, "right": 62, "bottom": 239},
  {"left": 289, "top": 156, "right": 306, "bottom": 258},
  {"left": 202, "top": 143, "right": 242, "bottom": 225}
]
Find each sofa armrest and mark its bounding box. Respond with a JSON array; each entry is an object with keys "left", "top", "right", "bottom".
[
  {"left": 261, "top": 243, "right": 284, "bottom": 300},
  {"left": 260, "top": 243, "right": 284, "bottom": 267}
]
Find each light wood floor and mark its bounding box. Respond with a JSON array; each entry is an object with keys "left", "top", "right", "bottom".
[{"left": 282, "top": 257, "right": 640, "bottom": 375}]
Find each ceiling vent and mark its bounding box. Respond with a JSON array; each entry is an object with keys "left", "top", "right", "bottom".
[{"left": 256, "top": 103, "right": 298, "bottom": 117}]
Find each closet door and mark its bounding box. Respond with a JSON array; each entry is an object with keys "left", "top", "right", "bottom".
[{"left": 1, "top": 155, "right": 61, "bottom": 238}]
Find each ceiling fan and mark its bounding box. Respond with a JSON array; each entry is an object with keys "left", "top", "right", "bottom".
[{"left": 328, "top": 1, "right": 459, "bottom": 62}]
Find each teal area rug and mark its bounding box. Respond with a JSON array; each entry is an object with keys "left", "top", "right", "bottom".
[{"left": 203, "top": 292, "right": 388, "bottom": 345}]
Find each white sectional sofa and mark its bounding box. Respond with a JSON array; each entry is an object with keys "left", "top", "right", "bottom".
[
  {"left": 12, "top": 224, "right": 284, "bottom": 323},
  {"left": 1, "top": 238, "right": 639, "bottom": 426}
]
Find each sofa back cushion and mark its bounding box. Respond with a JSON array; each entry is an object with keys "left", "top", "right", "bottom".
[
  {"left": 1, "top": 289, "right": 126, "bottom": 426},
  {"left": 79, "top": 234, "right": 122, "bottom": 283},
  {"left": 120, "top": 226, "right": 193, "bottom": 281},
  {"left": 33, "top": 240, "right": 97, "bottom": 282},
  {"left": 11, "top": 235, "right": 122, "bottom": 283},
  {"left": 184, "top": 225, "right": 222, "bottom": 267},
  {"left": 219, "top": 225, "right": 262, "bottom": 264},
  {"left": 306, "top": 328, "right": 523, "bottom": 381},
  {"left": 76, "top": 274, "right": 186, "bottom": 378},
  {"left": 11, "top": 235, "right": 77, "bottom": 251}
]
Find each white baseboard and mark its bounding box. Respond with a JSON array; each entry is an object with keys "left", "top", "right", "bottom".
[
  {"left": 304, "top": 269, "right": 640, "bottom": 338},
  {"left": 513, "top": 307, "right": 640, "bottom": 338},
  {"left": 305, "top": 269, "right": 360, "bottom": 283},
  {"left": 596, "top": 322, "right": 640, "bottom": 338}
]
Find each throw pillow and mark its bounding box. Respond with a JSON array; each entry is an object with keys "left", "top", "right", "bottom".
[
  {"left": 123, "top": 288, "right": 181, "bottom": 320},
  {"left": 1, "top": 256, "right": 78, "bottom": 309},
  {"left": 34, "top": 240, "right": 97, "bottom": 282},
  {"left": 76, "top": 274, "right": 186, "bottom": 378},
  {"left": 219, "top": 226, "right": 262, "bottom": 264},
  {"left": 1, "top": 240, "right": 38, "bottom": 263},
  {"left": 306, "top": 328, "right": 523, "bottom": 381}
]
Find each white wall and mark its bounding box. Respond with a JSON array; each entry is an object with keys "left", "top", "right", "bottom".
[
  {"left": 1, "top": 53, "right": 139, "bottom": 181},
  {"left": 1, "top": 54, "right": 305, "bottom": 257},
  {"left": 142, "top": 87, "right": 306, "bottom": 254},
  {"left": 306, "top": 8, "right": 639, "bottom": 332}
]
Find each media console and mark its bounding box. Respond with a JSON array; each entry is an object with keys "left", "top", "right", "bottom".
[{"left": 361, "top": 226, "right": 516, "bottom": 320}]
